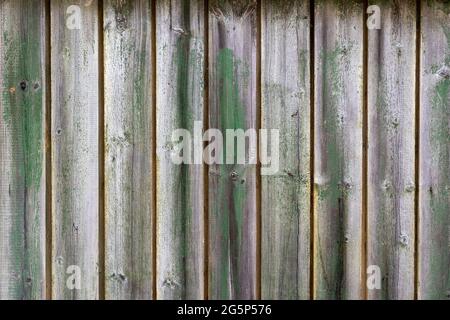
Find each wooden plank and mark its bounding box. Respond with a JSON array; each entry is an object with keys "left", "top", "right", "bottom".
[
  {"left": 419, "top": 0, "right": 450, "bottom": 300},
  {"left": 261, "top": 0, "right": 310, "bottom": 300},
  {"left": 104, "top": 0, "right": 153, "bottom": 300},
  {"left": 367, "top": 0, "right": 416, "bottom": 300},
  {"left": 51, "top": 0, "right": 99, "bottom": 299},
  {"left": 314, "top": 0, "right": 364, "bottom": 299},
  {"left": 208, "top": 0, "right": 257, "bottom": 299},
  {"left": 0, "top": 0, "right": 47, "bottom": 299},
  {"left": 156, "top": 0, "right": 205, "bottom": 299}
]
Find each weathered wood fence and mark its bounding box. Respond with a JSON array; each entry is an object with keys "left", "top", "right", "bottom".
[{"left": 0, "top": 0, "right": 449, "bottom": 300}]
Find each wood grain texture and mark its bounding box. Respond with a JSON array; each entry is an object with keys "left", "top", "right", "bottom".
[
  {"left": 104, "top": 0, "right": 153, "bottom": 300},
  {"left": 208, "top": 0, "right": 257, "bottom": 300},
  {"left": 2, "top": 0, "right": 450, "bottom": 301},
  {"left": 261, "top": 0, "right": 310, "bottom": 300},
  {"left": 0, "top": 0, "right": 46, "bottom": 300},
  {"left": 314, "top": 0, "right": 364, "bottom": 299},
  {"left": 156, "top": 0, "right": 205, "bottom": 299},
  {"left": 51, "top": 0, "right": 99, "bottom": 299},
  {"left": 419, "top": 0, "right": 450, "bottom": 300},
  {"left": 367, "top": 0, "right": 416, "bottom": 300}
]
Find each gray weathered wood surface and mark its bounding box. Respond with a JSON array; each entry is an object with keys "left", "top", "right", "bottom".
[
  {"left": 156, "top": 0, "right": 205, "bottom": 300},
  {"left": 51, "top": 0, "right": 100, "bottom": 299},
  {"left": 419, "top": 0, "right": 450, "bottom": 300},
  {"left": 367, "top": 0, "right": 416, "bottom": 300},
  {"left": 314, "top": 0, "right": 364, "bottom": 299},
  {"left": 0, "top": 0, "right": 47, "bottom": 300},
  {"left": 104, "top": 0, "right": 153, "bottom": 300},
  {"left": 208, "top": 0, "right": 258, "bottom": 299},
  {"left": 261, "top": 0, "right": 311, "bottom": 300},
  {"left": 0, "top": 0, "right": 448, "bottom": 300}
]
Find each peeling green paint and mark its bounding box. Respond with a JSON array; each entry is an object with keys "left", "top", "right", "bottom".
[{"left": 214, "top": 47, "right": 248, "bottom": 299}]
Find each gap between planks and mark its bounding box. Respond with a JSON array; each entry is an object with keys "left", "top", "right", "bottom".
[
  {"left": 151, "top": 0, "right": 157, "bottom": 300},
  {"left": 98, "top": 0, "right": 106, "bottom": 301},
  {"left": 45, "top": 0, "right": 52, "bottom": 300},
  {"left": 309, "top": 0, "right": 315, "bottom": 301},
  {"left": 362, "top": 0, "right": 369, "bottom": 301},
  {"left": 414, "top": 0, "right": 421, "bottom": 301},
  {"left": 256, "top": 0, "right": 262, "bottom": 301},
  {"left": 204, "top": 0, "right": 210, "bottom": 301}
]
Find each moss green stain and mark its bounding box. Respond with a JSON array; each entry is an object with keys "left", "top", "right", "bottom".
[
  {"left": 426, "top": 21, "right": 450, "bottom": 299},
  {"left": 2, "top": 33, "right": 43, "bottom": 190},
  {"left": 318, "top": 44, "right": 352, "bottom": 297},
  {"left": 444, "top": 26, "right": 450, "bottom": 65},
  {"left": 215, "top": 48, "right": 248, "bottom": 298},
  {"left": 217, "top": 48, "right": 246, "bottom": 162},
  {"left": 174, "top": 35, "right": 191, "bottom": 268},
  {"left": 426, "top": 0, "right": 450, "bottom": 16},
  {"left": 298, "top": 49, "right": 308, "bottom": 86},
  {"left": 175, "top": 37, "right": 196, "bottom": 130},
  {"left": 112, "top": 0, "right": 132, "bottom": 31},
  {"left": 217, "top": 47, "right": 246, "bottom": 240},
  {"left": 319, "top": 45, "right": 349, "bottom": 203},
  {"left": 173, "top": 27, "right": 206, "bottom": 293},
  {"left": 431, "top": 79, "right": 450, "bottom": 154},
  {"left": 1, "top": 10, "right": 44, "bottom": 299}
]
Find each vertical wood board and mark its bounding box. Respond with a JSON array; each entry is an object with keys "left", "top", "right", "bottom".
[
  {"left": 0, "top": 0, "right": 47, "bottom": 300},
  {"left": 51, "top": 0, "right": 100, "bottom": 299},
  {"left": 104, "top": 0, "right": 153, "bottom": 300},
  {"left": 156, "top": 0, "right": 205, "bottom": 299},
  {"left": 261, "top": 0, "right": 311, "bottom": 300},
  {"left": 314, "top": 0, "right": 364, "bottom": 300},
  {"left": 208, "top": 0, "right": 258, "bottom": 299}
]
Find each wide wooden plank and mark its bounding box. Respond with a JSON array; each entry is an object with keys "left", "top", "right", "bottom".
[
  {"left": 261, "top": 0, "right": 311, "bottom": 300},
  {"left": 0, "top": 0, "right": 47, "bottom": 300},
  {"left": 104, "top": 0, "right": 153, "bottom": 300},
  {"left": 208, "top": 0, "right": 257, "bottom": 299},
  {"left": 419, "top": 0, "right": 450, "bottom": 300},
  {"left": 51, "top": 0, "right": 100, "bottom": 299},
  {"left": 314, "top": 0, "right": 364, "bottom": 299},
  {"left": 156, "top": 0, "right": 205, "bottom": 299},
  {"left": 367, "top": 0, "right": 416, "bottom": 300}
]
